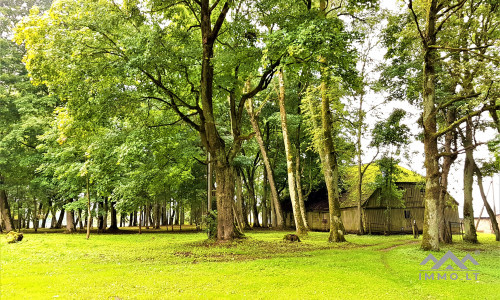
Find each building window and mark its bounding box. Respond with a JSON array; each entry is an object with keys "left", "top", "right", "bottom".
[{"left": 404, "top": 210, "right": 411, "bottom": 219}]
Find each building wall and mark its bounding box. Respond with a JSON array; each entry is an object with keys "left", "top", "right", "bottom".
[{"left": 475, "top": 215, "right": 500, "bottom": 234}]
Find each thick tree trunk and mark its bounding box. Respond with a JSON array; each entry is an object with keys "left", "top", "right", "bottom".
[
  {"left": 214, "top": 160, "right": 235, "bottom": 240},
  {"left": 474, "top": 162, "right": 500, "bottom": 241},
  {"left": 278, "top": 68, "right": 307, "bottom": 235},
  {"left": 245, "top": 100, "right": 284, "bottom": 229},
  {"left": 421, "top": 0, "right": 440, "bottom": 251},
  {"left": 0, "top": 190, "right": 15, "bottom": 232},
  {"left": 66, "top": 200, "right": 76, "bottom": 233},
  {"left": 320, "top": 78, "right": 346, "bottom": 243},
  {"left": 108, "top": 201, "right": 119, "bottom": 231},
  {"left": 463, "top": 120, "right": 478, "bottom": 243}
]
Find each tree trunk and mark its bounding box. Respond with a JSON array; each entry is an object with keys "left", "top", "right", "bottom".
[
  {"left": 463, "top": 119, "right": 478, "bottom": 243},
  {"left": 199, "top": 0, "right": 234, "bottom": 241},
  {"left": 55, "top": 208, "right": 65, "bottom": 229},
  {"left": 235, "top": 170, "right": 245, "bottom": 230},
  {"left": 278, "top": 68, "right": 307, "bottom": 235},
  {"left": 0, "top": 186, "right": 15, "bottom": 232},
  {"left": 86, "top": 176, "right": 91, "bottom": 239},
  {"left": 474, "top": 162, "right": 500, "bottom": 241},
  {"left": 78, "top": 209, "right": 84, "bottom": 229},
  {"left": 320, "top": 75, "right": 345, "bottom": 243},
  {"left": 262, "top": 169, "right": 268, "bottom": 227},
  {"left": 245, "top": 97, "right": 285, "bottom": 229},
  {"left": 421, "top": 0, "right": 441, "bottom": 251},
  {"left": 66, "top": 200, "right": 76, "bottom": 233},
  {"left": 108, "top": 201, "right": 119, "bottom": 231},
  {"left": 248, "top": 179, "right": 260, "bottom": 227},
  {"left": 438, "top": 108, "right": 457, "bottom": 243},
  {"left": 33, "top": 198, "right": 38, "bottom": 232},
  {"left": 295, "top": 146, "right": 309, "bottom": 230},
  {"left": 214, "top": 160, "right": 236, "bottom": 240}
]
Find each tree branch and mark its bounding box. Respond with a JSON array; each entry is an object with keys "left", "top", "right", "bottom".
[
  {"left": 408, "top": 0, "right": 426, "bottom": 46},
  {"left": 434, "top": 104, "right": 500, "bottom": 138}
]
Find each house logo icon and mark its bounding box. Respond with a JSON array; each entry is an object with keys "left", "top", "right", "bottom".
[
  {"left": 420, "top": 250, "right": 479, "bottom": 270},
  {"left": 419, "top": 251, "right": 480, "bottom": 281}
]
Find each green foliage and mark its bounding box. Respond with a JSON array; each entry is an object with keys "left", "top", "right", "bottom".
[{"left": 205, "top": 210, "right": 218, "bottom": 239}]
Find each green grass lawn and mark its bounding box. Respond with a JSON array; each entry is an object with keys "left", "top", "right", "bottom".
[{"left": 1, "top": 228, "right": 499, "bottom": 299}]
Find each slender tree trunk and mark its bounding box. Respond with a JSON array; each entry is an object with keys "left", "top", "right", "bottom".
[
  {"left": 55, "top": 208, "right": 65, "bottom": 229},
  {"left": 236, "top": 170, "right": 245, "bottom": 230},
  {"left": 103, "top": 197, "right": 108, "bottom": 230},
  {"left": 474, "top": 162, "right": 500, "bottom": 241},
  {"left": 295, "top": 147, "right": 309, "bottom": 230},
  {"left": 0, "top": 184, "right": 15, "bottom": 232},
  {"left": 438, "top": 108, "right": 457, "bottom": 243},
  {"left": 248, "top": 179, "right": 260, "bottom": 227},
  {"left": 245, "top": 99, "right": 284, "bottom": 228},
  {"left": 33, "top": 198, "right": 38, "bottom": 232},
  {"left": 463, "top": 119, "right": 478, "bottom": 243},
  {"left": 278, "top": 68, "right": 307, "bottom": 235},
  {"left": 295, "top": 98, "right": 309, "bottom": 230},
  {"left": 41, "top": 206, "right": 50, "bottom": 229},
  {"left": 262, "top": 169, "right": 268, "bottom": 227},
  {"left": 139, "top": 208, "right": 142, "bottom": 234},
  {"left": 78, "top": 209, "right": 84, "bottom": 229},
  {"left": 86, "top": 176, "right": 91, "bottom": 239},
  {"left": 421, "top": 0, "right": 441, "bottom": 251}
]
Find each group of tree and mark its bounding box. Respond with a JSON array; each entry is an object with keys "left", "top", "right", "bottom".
[{"left": 0, "top": 0, "right": 498, "bottom": 249}]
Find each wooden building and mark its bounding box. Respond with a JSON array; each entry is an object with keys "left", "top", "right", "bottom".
[
  {"left": 285, "top": 165, "right": 460, "bottom": 234},
  {"left": 474, "top": 214, "right": 500, "bottom": 234}
]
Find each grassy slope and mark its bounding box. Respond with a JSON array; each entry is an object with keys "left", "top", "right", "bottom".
[{"left": 1, "top": 229, "right": 499, "bottom": 299}]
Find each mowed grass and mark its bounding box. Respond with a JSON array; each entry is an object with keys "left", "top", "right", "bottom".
[{"left": 1, "top": 228, "right": 499, "bottom": 299}]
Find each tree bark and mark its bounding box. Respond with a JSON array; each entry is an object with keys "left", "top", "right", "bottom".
[
  {"left": 235, "top": 170, "right": 245, "bottom": 230},
  {"left": 108, "top": 201, "right": 119, "bottom": 231},
  {"left": 474, "top": 162, "right": 500, "bottom": 241},
  {"left": 438, "top": 108, "right": 457, "bottom": 243},
  {"left": 278, "top": 68, "right": 307, "bottom": 235},
  {"left": 463, "top": 119, "right": 478, "bottom": 243},
  {"left": 65, "top": 200, "right": 76, "bottom": 233},
  {"left": 262, "top": 168, "right": 268, "bottom": 227},
  {"left": 320, "top": 77, "right": 346, "bottom": 243},
  {"left": 295, "top": 131, "right": 309, "bottom": 230},
  {"left": 55, "top": 208, "right": 65, "bottom": 229},
  {"left": 86, "top": 176, "right": 91, "bottom": 239},
  {"left": 0, "top": 184, "right": 15, "bottom": 232},
  {"left": 420, "top": 0, "right": 441, "bottom": 251},
  {"left": 245, "top": 98, "right": 284, "bottom": 228}
]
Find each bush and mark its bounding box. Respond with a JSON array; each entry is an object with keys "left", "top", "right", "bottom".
[
  {"left": 205, "top": 210, "right": 218, "bottom": 239},
  {"left": 6, "top": 231, "right": 23, "bottom": 244}
]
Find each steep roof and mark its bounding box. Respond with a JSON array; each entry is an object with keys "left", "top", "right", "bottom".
[{"left": 339, "top": 164, "right": 425, "bottom": 208}]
